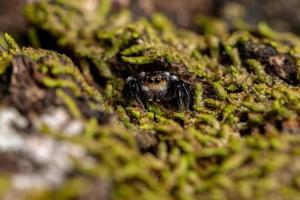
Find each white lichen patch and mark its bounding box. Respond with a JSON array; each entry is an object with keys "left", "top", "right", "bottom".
[
  {"left": 0, "top": 107, "right": 28, "bottom": 151},
  {"left": 63, "top": 119, "right": 85, "bottom": 136},
  {"left": 36, "top": 107, "right": 84, "bottom": 136},
  {"left": 39, "top": 107, "right": 69, "bottom": 131},
  {"left": 12, "top": 136, "right": 88, "bottom": 190},
  {"left": 0, "top": 107, "right": 94, "bottom": 193}
]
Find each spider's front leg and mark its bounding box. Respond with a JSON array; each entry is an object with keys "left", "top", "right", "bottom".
[
  {"left": 123, "top": 76, "right": 146, "bottom": 110},
  {"left": 168, "top": 75, "right": 193, "bottom": 111}
]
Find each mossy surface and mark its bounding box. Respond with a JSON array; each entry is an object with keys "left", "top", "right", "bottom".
[{"left": 1, "top": 0, "right": 300, "bottom": 199}]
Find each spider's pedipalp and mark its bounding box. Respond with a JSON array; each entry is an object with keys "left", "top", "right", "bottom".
[
  {"left": 138, "top": 72, "right": 146, "bottom": 80},
  {"left": 170, "top": 75, "right": 179, "bottom": 81},
  {"left": 163, "top": 72, "right": 171, "bottom": 78}
]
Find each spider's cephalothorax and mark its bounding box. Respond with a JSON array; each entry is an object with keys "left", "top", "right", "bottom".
[{"left": 123, "top": 71, "right": 193, "bottom": 111}]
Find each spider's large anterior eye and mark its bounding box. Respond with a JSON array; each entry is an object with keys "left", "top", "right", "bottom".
[
  {"left": 148, "top": 78, "right": 153, "bottom": 83},
  {"left": 155, "top": 78, "right": 161, "bottom": 83}
]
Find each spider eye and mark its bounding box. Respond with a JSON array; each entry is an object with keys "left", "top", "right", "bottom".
[
  {"left": 148, "top": 78, "right": 153, "bottom": 83},
  {"left": 155, "top": 78, "right": 161, "bottom": 83}
]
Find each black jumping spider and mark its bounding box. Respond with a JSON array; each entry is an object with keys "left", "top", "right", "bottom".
[{"left": 123, "top": 71, "right": 193, "bottom": 111}]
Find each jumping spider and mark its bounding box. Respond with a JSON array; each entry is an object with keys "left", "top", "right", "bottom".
[{"left": 123, "top": 71, "right": 193, "bottom": 111}]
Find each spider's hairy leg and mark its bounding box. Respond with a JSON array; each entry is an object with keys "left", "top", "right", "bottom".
[
  {"left": 169, "top": 76, "right": 193, "bottom": 111},
  {"left": 177, "top": 83, "right": 192, "bottom": 111},
  {"left": 181, "top": 82, "right": 192, "bottom": 109},
  {"left": 123, "top": 76, "right": 146, "bottom": 110}
]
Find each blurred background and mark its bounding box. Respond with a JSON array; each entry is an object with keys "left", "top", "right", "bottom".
[{"left": 1, "top": 0, "right": 300, "bottom": 35}]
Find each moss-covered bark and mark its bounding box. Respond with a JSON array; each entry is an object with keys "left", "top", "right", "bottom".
[{"left": 1, "top": 0, "right": 300, "bottom": 199}]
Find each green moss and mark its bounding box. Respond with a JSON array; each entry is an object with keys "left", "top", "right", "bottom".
[
  {"left": 212, "top": 81, "right": 228, "bottom": 100},
  {"left": 56, "top": 89, "right": 82, "bottom": 118},
  {"left": 0, "top": 0, "right": 300, "bottom": 199},
  {"left": 0, "top": 175, "right": 10, "bottom": 199},
  {"left": 246, "top": 59, "right": 273, "bottom": 83}
]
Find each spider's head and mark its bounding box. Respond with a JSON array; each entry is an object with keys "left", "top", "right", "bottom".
[
  {"left": 138, "top": 71, "right": 172, "bottom": 102},
  {"left": 142, "top": 72, "right": 168, "bottom": 92}
]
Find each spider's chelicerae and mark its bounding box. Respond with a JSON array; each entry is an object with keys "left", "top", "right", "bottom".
[{"left": 123, "top": 71, "right": 193, "bottom": 111}]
